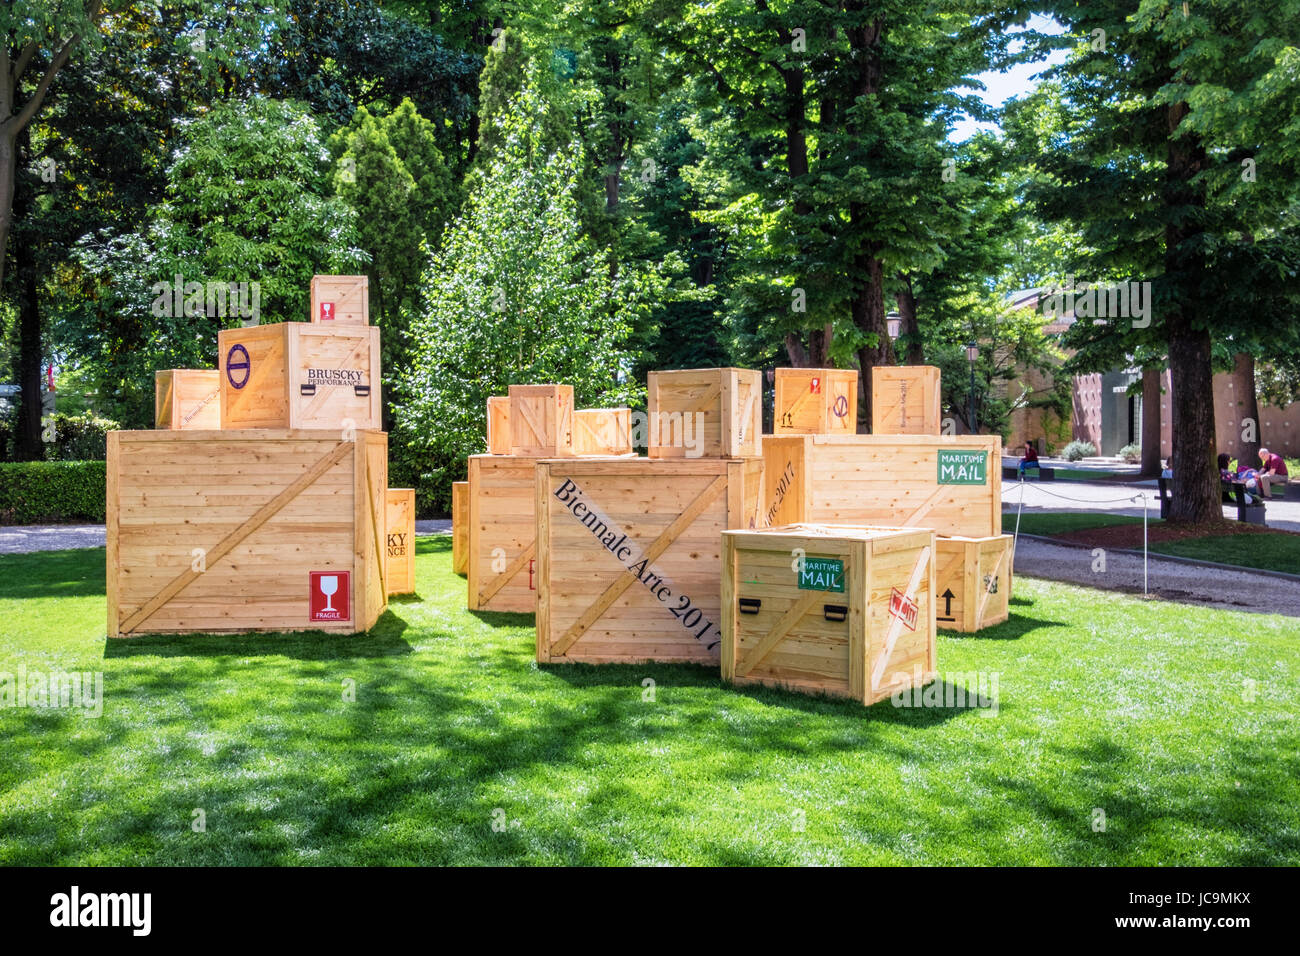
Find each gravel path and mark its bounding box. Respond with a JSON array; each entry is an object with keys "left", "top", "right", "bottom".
[
  {"left": 0, "top": 524, "right": 107, "bottom": 554},
  {"left": 1012, "top": 534, "right": 1300, "bottom": 617}
]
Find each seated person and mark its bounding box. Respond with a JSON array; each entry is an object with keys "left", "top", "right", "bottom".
[
  {"left": 1017, "top": 442, "right": 1040, "bottom": 476},
  {"left": 1258, "top": 447, "right": 1290, "bottom": 498},
  {"left": 1218, "top": 453, "right": 1234, "bottom": 482}
]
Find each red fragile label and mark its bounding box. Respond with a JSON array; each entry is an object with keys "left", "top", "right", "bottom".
[
  {"left": 889, "top": 587, "right": 918, "bottom": 631},
  {"left": 309, "top": 571, "right": 350, "bottom": 622},
  {"left": 810, "top": 377, "right": 821, "bottom": 393},
  {"left": 320, "top": 301, "right": 335, "bottom": 321}
]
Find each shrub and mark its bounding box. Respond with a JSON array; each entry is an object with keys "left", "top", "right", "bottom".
[
  {"left": 1118, "top": 443, "right": 1141, "bottom": 464},
  {"left": 0, "top": 460, "right": 106, "bottom": 524},
  {"left": 46, "top": 412, "right": 120, "bottom": 461},
  {"left": 1062, "top": 440, "right": 1097, "bottom": 462}
]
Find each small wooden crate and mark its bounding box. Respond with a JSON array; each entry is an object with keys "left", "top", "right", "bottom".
[
  {"left": 107, "top": 429, "right": 388, "bottom": 637},
  {"left": 773, "top": 368, "right": 859, "bottom": 436},
  {"left": 762, "top": 434, "right": 1002, "bottom": 538},
  {"left": 536, "top": 457, "right": 765, "bottom": 664},
  {"left": 935, "top": 534, "right": 1012, "bottom": 632},
  {"left": 218, "top": 322, "right": 381, "bottom": 430},
  {"left": 721, "top": 524, "right": 936, "bottom": 705},
  {"left": 452, "top": 481, "right": 468, "bottom": 575},
  {"left": 386, "top": 487, "right": 416, "bottom": 596},
  {"left": 486, "top": 396, "right": 511, "bottom": 454},
  {"left": 509, "top": 384, "right": 574, "bottom": 457},
  {"left": 647, "top": 367, "right": 762, "bottom": 458},
  {"left": 155, "top": 369, "right": 221, "bottom": 430},
  {"left": 310, "top": 274, "right": 369, "bottom": 325},
  {"left": 871, "top": 365, "right": 941, "bottom": 435},
  {"left": 572, "top": 408, "right": 633, "bottom": 456}
]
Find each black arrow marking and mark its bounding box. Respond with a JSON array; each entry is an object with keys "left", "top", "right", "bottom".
[{"left": 938, "top": 588, "right": 956, "bottom": 622}]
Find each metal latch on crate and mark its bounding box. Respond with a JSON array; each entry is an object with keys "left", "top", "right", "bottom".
[
  {"left": 354, "top": 385, "right": 370, "bottom": 397},
  {"left": 738, "top": 597, "right": 761, "bottom": 615},
  {"left": 823, "top": 604, "right": 848, "bottom": 622},
  {"left": 300, "top": 383, "right": 316, "bottom": 396}
]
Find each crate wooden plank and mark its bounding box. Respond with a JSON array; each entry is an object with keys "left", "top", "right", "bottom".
[
  {"left": 218, "top": 322, "right": 381, "bottom": 430},
  {"left": 935, "top": 534, "right": 1012, "bottom": 632},
  {"left": 871, "top": 365, "right": 941, "bottom": 435},
  {"left": 487, "top": 396, "right": 511, "bottom": 454},
  {"left": 467, "top": 455, "right": 542, "bottom": 613},
  {"left": 646, "top": 367, "right": 762, "bottom": 458},
  {"left": 773, "top": 368, "right": 859, "bottom": 436},
  {"left": 509, "top": 384, "right": 574, "bottom": 457},
  {"left": 722, "top": 524, "right": 936, "bottom": 705},
  {"left": 155, "top": 369, "right": 221, "bottom": 430},
  {"left": 107, "top": 429, "right": 387, "bottom": 636},
  {"left": 452, "top": 481, "right": 468, "bottom": 575},
  {"left": 386, "top": 487, "right": 416, "bottom": 595},
  {"left": 762, "top": 433, "right": 1001, "bottom": 538},
  {"left": 310, "top": 274, "right": 369, "bottom": 325},
  {"left": 536, "top": 456, "right": 764, "bottom": 664},
  {"left": 571, "top": 408, "right": 633, "bottom": 456}
]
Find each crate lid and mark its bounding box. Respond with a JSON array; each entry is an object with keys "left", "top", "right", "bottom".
[{"left": 724, "top": 523, "right": 929, "bottom": 542}]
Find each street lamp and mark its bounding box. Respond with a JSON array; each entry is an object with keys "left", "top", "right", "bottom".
[
  {"left": 886, "top": 314, "right": 901, "bottom": 339},
  {"left": 965, "top": 342, "right": 978, "bottom": 434}
]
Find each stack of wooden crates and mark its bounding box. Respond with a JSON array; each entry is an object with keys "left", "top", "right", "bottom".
[{"left": 108, "top": 275, "right": 409, "bottom": 638}]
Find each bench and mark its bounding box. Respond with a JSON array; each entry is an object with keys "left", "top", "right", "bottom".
[
  {"left": 1157, "top": 476, "right": 1265, "bottom": 523},
  {"left": 1003, "top": 464, "right": 1055, "bottom": 481}
]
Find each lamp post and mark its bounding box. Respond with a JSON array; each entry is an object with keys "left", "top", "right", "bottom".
[{"left": 965, "top": 342, "right": 978, "bottom": 434}]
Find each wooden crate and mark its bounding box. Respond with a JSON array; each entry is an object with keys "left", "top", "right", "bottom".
[
  {"left": 572, "top": 408, "right": 633, "bottom": 456},
  {"left": 107, "top": 429, "right": 388, "bottom": 637},
  {"left": 467, "top": 455, "right": 544, "bottom": 613},
  {"left": 310, "top": 274, "right": 369, "bottom": 325},
  {"left": 386, "top": 487, "right": 416, "bottom": 596},
  {"left": 762, "top": 434, "right": 1002, "bottom": 538},
  {"left": 871, "top": 365, "right": 941, "bottom": 435},
  {"left": 486, "top": 396, "right": 511, "bottom": 454},
  {"left": 509, "top": 384, "right": 574, "bottom": 457},
  {"left": 217, "top": 322, "right": 381, "bottom": 431},
  {"left": 721, "top": 524, "right": 936, "bottom": 705},
  {"left": 773, "top": 368, "right": 859, "bottom": 436},
  {"left": 935, "top": 534, "right": 1012, "bottom": 632},
  {"left": 647, "top": 367, "right": 762, "bottom": 458},
  {"left": 452, "top": 481, "right": 468, "bottom": 575},
  {"left": 155, "top": 369, "right": 220, "bottom": 430},
  {"left": 535, "top": 457, "right": 765, "bottom": 664}
]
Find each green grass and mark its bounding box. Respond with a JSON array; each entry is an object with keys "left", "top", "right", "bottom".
[
  {"left": 1151, "top": 535, "right": 1300, "bottom": 575},
  {"left": 1003, "top": 512, "right": 1154, "bottom": 536},
  {"left": 2, "top": 538, "right": 1298, "bottom": 865},
  {"left": 1052, "top": 468, "right": 1122, "bottom": 480}
]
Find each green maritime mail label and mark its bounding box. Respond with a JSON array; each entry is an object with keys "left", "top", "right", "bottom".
[
  {"left": 798, "top": 557, "right": 845, "bottom": 592},
  {"left": 937, "top": 449, "right": 987, "bottom": 485}
]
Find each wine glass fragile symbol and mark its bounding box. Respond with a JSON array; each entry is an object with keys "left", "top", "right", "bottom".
[{"left": 319, "top": 575, "right": 339, "bottom": 612}]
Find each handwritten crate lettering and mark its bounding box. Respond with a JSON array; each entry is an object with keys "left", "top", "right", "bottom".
[
  {"left": 773, "top": 367, "right": 859, "bottom": 437},
  {"left": 107, "top": 429, "right": 388, "bottom": 637},
  {"left": 386, "top": 487, "right": 416, "bottom": 595},
  {"left": 871, "top": 366, "right": 941, "bottom": 436},
  {"left": 647, "top": 367, "right": 762, "bottom": 458},
  {"left": 934, "top": 535, "right": 1012, "bottom": 632},
  {"left": 722, "top": 524, "right": 937, "bottom": 706},
  {"left": 536, "top": 457, "right": 765, "bottom": 664},
  {"left": 762, "top": 434, "right": 1001, "bottom": 538},
  {"left": 154, "top": 369, "right": 220, "bottom": 430},
  {"left": 217, "top": 322, "right": 381, "bottom": 430},
  {"left": 310, "top": 274, "right": 369, "bottom": 326}
]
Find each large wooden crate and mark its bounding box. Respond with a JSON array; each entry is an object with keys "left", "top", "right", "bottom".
[
  {"left": 647, "top": 367, "right": 762, "bottom": 458},
  {"left": 217, "top": 322, "right": 381, "bottom": 431},
  {"left": 155, "top": 369, "right": 220, "bottom": 430},
  {"left": 762, "top": 434, "right": 1002, "bottom": 538},
  {"left": 107, "top": 429, "right": 388, "bottom": 637},
  {"left": 452, "top": 480, "right": 468, "bottom": 575},
  {"left": 310, "top": 274, "right": 369, "bottom": 325},
  {"left": 871, "top": 365, "right": 941, "bottom": 435},
  {"left": 535, "top": 457, "right": 765, "bottom": 664},
  {"left": 721, "top": 524, "right": 936, "bottom": 705},
  {"left": 773, "top": 368, "right": 859, "bottom": 436},
  {"left": 386, "top": 487, "right": 416, "bottom": 596},
  {"left": 486, "top": 396, "right": 511, "bottom": 454},
  {"left": 509, "top": 384, "right": 574, "bottom": 457},
  {"left": 572, "top": 408, "right": 633, "bottom": 456},
  {"left": 935, "top": 534, "right": 1012, "bottom": 632},
  {"left": 467, "top": 455, "right": 544, "bottom": 613}
]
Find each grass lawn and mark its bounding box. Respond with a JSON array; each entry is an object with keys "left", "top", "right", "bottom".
[
  {"left": 1052, "top": 468, "right": 1123, "bottom": 480},
  {"left": 1, "top": 538, "right": 1297, "bottom": 865},
  {"left": 1003, "top": 513, "right": 1154, "bottom": 537},
  {"left": 1149, "top": 534, "right": 1300, "bottom": 574}
]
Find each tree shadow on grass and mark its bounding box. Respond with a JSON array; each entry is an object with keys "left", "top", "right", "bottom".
[
  {"left": 103, "top": 610, "right": 413, "bottom": 661},
  {"left": 940, "top": 611, "right": 1068, "bottom": 642},
  {"left": 467, "top": 609, "right": 535, "bottom": 628},
  {"left": 0, "top": 548, "right": 104, "bottom": 600}
]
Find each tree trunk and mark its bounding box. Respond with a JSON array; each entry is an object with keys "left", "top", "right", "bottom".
[
  {"left": 896, "top": 280, "right": 924, "bottom": 364},
  {"left": 0, "top": 130, "right": 13, "bottom": 291},
  {"left": 1234, "top": 352, "right": 1261, "bottom": 472},
  {"left": 1140, "top": 367, "right": 1162, "bottom": 476},
  {"left": 15, "top": 247, "right": 43, "bottom": 461},
  {"left": 784, "top": 332, "right": 809, "bottom": 368}
]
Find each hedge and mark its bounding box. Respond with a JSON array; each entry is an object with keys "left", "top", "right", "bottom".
[{"left": 0, "top": 460, "right": 106, "bottom": 525}]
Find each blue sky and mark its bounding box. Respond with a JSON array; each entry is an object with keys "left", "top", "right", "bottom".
[{"left": 950, "top": 14, "right": 1071, "bottom": 141}]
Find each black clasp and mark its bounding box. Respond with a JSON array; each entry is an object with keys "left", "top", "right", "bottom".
[
  {"left": 823, "top": 604, "right": 847, "bottom": 622},
  {"left": 738, "top": 597, "right": 761, "bottom": 615}
]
